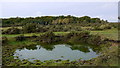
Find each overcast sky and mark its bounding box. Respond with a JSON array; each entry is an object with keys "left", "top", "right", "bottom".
[{"left": 0, "top": 0, "right": 119, "bottom": 22}]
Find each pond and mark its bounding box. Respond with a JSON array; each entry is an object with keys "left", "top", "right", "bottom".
[{"left": 14, "top": 44, "right": 100, "bottom": 62}]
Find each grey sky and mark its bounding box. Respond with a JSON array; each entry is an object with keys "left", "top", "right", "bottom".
[{"left": 0, "top": 2, "right": 118, "bottom": 22}]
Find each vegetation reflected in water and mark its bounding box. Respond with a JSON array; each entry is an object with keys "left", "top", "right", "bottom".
[{"left": 14, "top": 44, "right": 100, "bottom": 62}]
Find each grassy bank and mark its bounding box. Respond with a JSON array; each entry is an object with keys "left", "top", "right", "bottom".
[{"left": 91, "top": 28, "right": 118, "bottom": 40}]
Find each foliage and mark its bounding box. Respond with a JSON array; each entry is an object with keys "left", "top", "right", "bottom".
[
  {"left": 90, "top": 28, "right": 118, "bottom": 40},
  {"left": 35, "top": 32, "right": 56, "bottom": 43},
  {"left": 22, "top": 23, "right": 47, "bottom": 33},
  {"left": 2, "top": 27, "right": 21, "bottom": 34},
  {"left": 109, "top": 23, "right": 119, "bottom": 28},
  {"left": 2, "top": 36, "right": 8, "bottom": 45},
  {"left": 33, "top": 30, "right": 105, "bottom": 46},
  {"left": 86, "top": 35, "right": 103, "bottom": 45},
  {"left": 2, "top": 15, "right": 108, "bottom": 27},
  {"left": 66, "top": 31, "right": 105, "bottom": 45},
  {"left": 93, "top": 24, "right": 112, "bottom": 30},
  {"left": 15, "top": 35, "right": 26, "bottom": 41}
]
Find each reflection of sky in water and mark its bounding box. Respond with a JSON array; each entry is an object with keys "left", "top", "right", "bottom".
[{"left": 14, "top": 44, "right": 99, "bottom": 62}]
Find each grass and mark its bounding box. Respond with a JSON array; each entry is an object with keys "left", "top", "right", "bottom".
[
  {"left": 1, "top": 32, "right": 69, "bottom": 37},
  {"left": 8, "top": 40, "right": 36, "bottom": 45},
  {"left": 1, "top": 28, "right": 118, "bottom": 40},
  {"left": 1, "top": 33, "right": 43, "bottom": 37},
  {"left": 0, "top": 26, "right": 22, "bottom": 30},
  {"left": 81, "top": 26, "right": 93, "bottom": 30},
  {"left": 90, "top": 28, "right": 118, "bottom": 40}
]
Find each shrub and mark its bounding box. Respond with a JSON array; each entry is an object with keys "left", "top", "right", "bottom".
[
  {"left": 93, "top": 24, "right": 112, "bottom": 30},
  {"left": 22, "top": 23, "right": 37, "bottom": 33},
  {"left": 2, "top": 36, "right": 8, "bottom": 45},
  {"left": 87, "top": 35, "right": 103, "bottom": 45},
  {"left": 23, "top": 23, "right": 47, "bottom": 33},
  {"left": 65, "top": 31, "right": 90, "bottom": 43},
  {"left": 99, "top": 24, "right": 112, "bottom": 29},
  {"left": 31, "top": 35, "right": 38, "bottom": 38},
  {"left": 35, "top": 27, "right": 47, "bottom": 32},
  {"left": 93, "top": 26, "right": 103, "bottom": 30},
  {"left": 2, "top": 27, "right": 21, "bottom": 34},
  {"left": 15, "top": 35, "right": 26, "bottom": 41},
  {"left": 65, "top": 31, "right": 90, "bottom": 38},
  {"left": 36, "top": 32, "right": 56, "bottom": 43},
  {"left": 65, "top": 31, "right": 104, "bottom": 45}
]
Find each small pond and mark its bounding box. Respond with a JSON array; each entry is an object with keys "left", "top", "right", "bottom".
[{"left": 14, "top": 44, "right": 100, "bottom": 62}]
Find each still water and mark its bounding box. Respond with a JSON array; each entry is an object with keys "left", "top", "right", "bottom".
[{"left": 14, "top": 44, "right": 100, "bottom": 62}]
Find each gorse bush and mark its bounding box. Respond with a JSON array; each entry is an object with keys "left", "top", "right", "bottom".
[
  {"left": 3, "top": 23, "right": 113, "bottom": 35},
  {"left": 99, "top": 24, "right": 112, "bottom": 29},
  {"left": 34, "top": 30, "right": 104, "bottom": 45},
  {"left": 22, "top": 23, "right": 47, "bottom": 33},
  {"left": 87, "top": 35, "right": 103, "bottom": 45},
  {"left": 66, "top": 31, "right": 90, "bottom": 43},
  {"left": 65, "top": 31, "right": 90, "bottom": 39},
  {"left": 44, "top": 25, "right": 82, "bottom": 32},
  {"left": 2, "top": 27, "right": 21, "bottom": 34},
  {"left": 2, "top": 36, "right": 8, "bottom": 45},
  {"left": 15, "top": 35, "right": 26, "bottom": 41},
  {"left": 22, "top": 23, "right": 37, "bottom": 33},
  {"left": 31, "top": 34, "right": 38, "bottom": 38},
  {"left": 68, "top": 31, "right": 104, "bottom": 45},
  {"left": 93, "top": 24, "right": 112, "bottom": 30},
  {"left": 36, "top": 32, "right": 56, "bottom": 43}
]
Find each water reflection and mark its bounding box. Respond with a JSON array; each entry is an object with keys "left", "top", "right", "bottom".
[{"left": 14, "top": 44, "right": 100, "bottom": 62}]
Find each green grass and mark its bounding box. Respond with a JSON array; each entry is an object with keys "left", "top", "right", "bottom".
[
  {"left": 54, "top": 32, "right": 69, "bottom": 35},
  {"left": 1, "top": 32, "right": 68, "bottom": 37},
  {"left": 90, "top": 28, "right": 118, "bottom": 40},
  {"left": 1, "top": 34, "right": 20, "bottom": 37},
  {"left": 0, "top": 26, "right": 22, "bottom": 30},
  {"left": 81, "top": 26, "right": 92, "bottom": 29},
  {"left": 8, "top": 40, "right": 36, "bottom": 45},
  {"left": 1, "top": 28, "right": 118, "bottom": 40}
]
